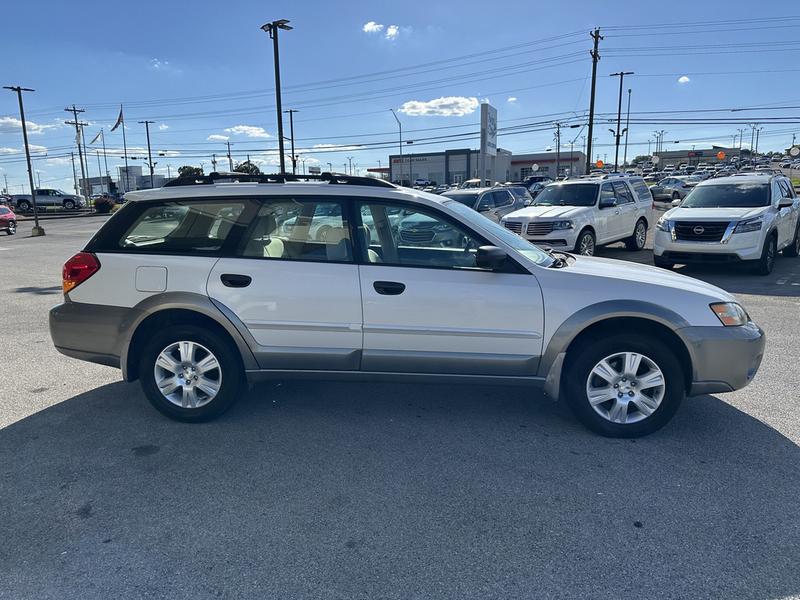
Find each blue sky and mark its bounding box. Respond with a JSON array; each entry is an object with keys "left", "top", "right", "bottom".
[{"left": 2, "top": 0, "right": 799, "bottom": 192}]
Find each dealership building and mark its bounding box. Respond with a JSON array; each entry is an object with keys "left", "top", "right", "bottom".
[
  {"left": 652, "top": 147, "right": 741, "bottom": 168},
  {"left": 388, "top": 148, "right": 586, "bottom": 185}
]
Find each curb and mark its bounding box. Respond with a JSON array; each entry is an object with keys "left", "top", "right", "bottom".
[{"left": 17, "top": 212, "right": 111, "bottom": 222}]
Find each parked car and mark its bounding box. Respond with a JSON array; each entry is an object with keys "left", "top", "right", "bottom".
[
  {"left": 650, "top": 177, "right": 696, "bottom": 201},
  {"left": 654, "top": 174, "right": 799, "bottom": 274},
  {"left": 11, "top": 189, "right": 86, "bottom": 211},
  {"left": 501, "top": 185, "right": 535, "bottom": 207},
  {"left": 49, "top": 172, "right": 765, "bottom": 437},
  {"left": 500, "top": 177, "right": 654, "bottom": 256},
  {"left": 0, "top": 205, "right": 17, "bottom": 235},
  {"left": 441, "top": 187, "right": 524, "bottom": 223}
]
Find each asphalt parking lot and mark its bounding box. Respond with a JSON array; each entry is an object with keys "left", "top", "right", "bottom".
[{"left": 2, "top": 216, "right": 800, "bottom": 599}]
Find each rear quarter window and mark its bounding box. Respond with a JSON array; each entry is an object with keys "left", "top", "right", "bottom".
[{"left": 631, "top": 180, "right": 653, "bottom": 203}]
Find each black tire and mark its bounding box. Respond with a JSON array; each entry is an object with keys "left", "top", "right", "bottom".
[
  {"left": 575, "top": 229, "right": 596, "bottom": 256},
  {"left": 754, "top": 234, "right": 777, "bottom": 275},
  {"left": 6, "top": 220, "right": 16, "bottom": 235},
  {"left": 625, "top": 219, "right": 647, "bottom": 251},
  {"left": 783, "top": 224, "right": 800, "bottom": 257},
  {"left": 653, "top": 255, "right": 674, "bottom": 270},
  {"left": 563, "top": 333, "right": 685, "bottom": 438},
  {"left": 17, "top": 200, "right": 31, "bottom": 212},
  {"left": 63, "top": 199, "right": 76, "bottom": 210},
  {"left": 671, "top": 191, "right": 680, "bottom": 201},
  {"left": 138, "top": 325, "right": 245, "bottom": 422}
]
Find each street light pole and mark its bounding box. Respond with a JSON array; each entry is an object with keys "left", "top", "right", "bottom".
[
  {"left": 610, "top": 71, "right": 633, "bottom": 172},
  {"left": 390, "top": 109, "right": 404, "bottom": 185},
  {"left": 261, "top": 19, "right": 293, "bottom": 175},
  {"left": 347, "top": 156, "right": 354, "bottom": 175},
  {"left": 623, "top": 88, "right": 632, "bottom": 166},
  {"left": 5, "top": 86, "right": 44, "bottom": 235},
  {"left": 284, "top": 108, "right": 299, "bottom": 174},
  {"left": 138, "top": 120, "right": 156, "bottom": 188}
]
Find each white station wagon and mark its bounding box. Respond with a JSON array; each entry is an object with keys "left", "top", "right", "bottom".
[{"left": 50, "top": 173, "right": 765, "bottom": 437}]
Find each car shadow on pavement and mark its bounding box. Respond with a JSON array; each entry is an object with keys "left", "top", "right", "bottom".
[
  {"left": 12, "top": 285, "right": 62, "bottom": 295},
  {"left": 1, "top": 380, "right": 798, "bottom": 599}
]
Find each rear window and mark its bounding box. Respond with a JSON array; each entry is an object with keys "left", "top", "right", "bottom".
[
  {"left": 630, "top": 179, "right": 653, "bottom": 203},
  {"left": 116, "top": 200, "right": 247, "bottom": 254}
]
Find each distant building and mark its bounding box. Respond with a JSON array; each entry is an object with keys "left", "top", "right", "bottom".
[
  {"left": 78, "top": 176, "right": 116, "bottom": 196},
  {"left": 653, "top": 147, "right": 741, "bottom": 168},
  {"left": 115, "top": 165, "right": 165, "bottom": 193},
  {"left": 509, "top": 151, "right": 587, "bottom": 180},
  {"left": 388, "top": 148, "right": 512, "bottom": 186}
]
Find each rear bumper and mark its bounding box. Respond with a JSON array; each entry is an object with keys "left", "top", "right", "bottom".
[
  {"left": 50, "top": 301, "right": 129, "bottom": 370},
  {"left": 678, "top": 322, "right": 765, "bottom": 396}
]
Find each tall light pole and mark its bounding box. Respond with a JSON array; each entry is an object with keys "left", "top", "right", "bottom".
[
  {"left": 5, "top": 86, "right": 44, "bottom": 235},
  {"left": 610, "top": 71, "right": 633, "bottom": 172},
  {"left": 65, "top": 105, "right": 90, "bottom": 209},
  {"left": 138, "top": 120, "right": 156, "bottom": 187},
  {"left": 261, "top": 19, "right": 292, "bottom": 175},
  {"left": 284, "top": 108, "right": 299, "bottom": 174},
  {"left": 347, "top": 156, "right": 354, "bottom": 175},
  {"left": 623, "top": 88, "right": 632, "bottom": 166},
  {"left": 390, "top": 108, "right": 404, "bottom": 185},
  {"left": 585, "top": 28, "right": 603, "bottom": 175}
]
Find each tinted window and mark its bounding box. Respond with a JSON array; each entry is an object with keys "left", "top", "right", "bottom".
[
  {"left": 612, "top": 181, "right": 634, "bottom": 203},
  {"left": 778, "top": 179, "right": 794, "bottom": 199},
  {"left": 239, "top": 199, "right": 352, "bottom": 262},
  {"left": 631, "top": 180, "right": 653, "bottom": 203},
  {"left": 476, "top": 193, "right": 495, "bottom": 210},
  {"left": 534, "top": 184, "right": 598, "bottom": 206},
  {"left": 119, "top": 201, "right": 246, "bottom": 253},
  {"left": 443, "top": 193, "right": 479, "bottom": 208},
  {"left": 493, "top": 190, "right": 513, "bottom": 207},
  {"left": 600, "top": 184, "right": 616, "bottom": 204},
  {"left": 0, "top": 207, "right": 9, "bottom": 215},
  {"left": 681, "top": 183, "right": 770, "bottom": 208}
]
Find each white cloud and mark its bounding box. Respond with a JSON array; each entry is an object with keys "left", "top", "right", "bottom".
[
  {"left": 158, "top": 124, "right": 169, "bottom": 130},
  {"left": 46, "top": 157, "right": 72, "bottom": 166},
  {"left": 678, "top": 75, "right": 691, "bottom": 84},
  {"left": 0, "top": 147, "right": 19, "bottom": 154},
  {"left": 385, "top": 25, "right": 400, "bottom": 40},
  {"left": 362, "top": 21, "right": 384, "bottom": 33},
  {"left": 207, "top": 134, "right": 230, "bottom": 142},
  {"left": 399, "top": 96, "right": 480, "bottom": 117},
  {"left": 507, "top": 97, "right": 518, "bottom": 103},
  {"left": 0, "top": 116, "right": 54, "bottom": 135},
  {"left": 224, "top": 125, "right": 271, "bottom": 138}
]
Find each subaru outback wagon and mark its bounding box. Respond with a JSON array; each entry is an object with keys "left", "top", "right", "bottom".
[{"left": 50, "top": 173, "right": 765, "bottom": 437}]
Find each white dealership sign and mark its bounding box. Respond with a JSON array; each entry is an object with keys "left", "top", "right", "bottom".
[{"left": 480, "top": 103, "right": 497, "bottom": 157}]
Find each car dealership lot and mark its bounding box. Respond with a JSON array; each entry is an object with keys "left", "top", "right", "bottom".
[{"left": 2, "top": 217, "right": 800, "bottom": 599}]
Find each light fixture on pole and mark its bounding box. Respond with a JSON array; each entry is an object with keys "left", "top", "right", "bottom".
[
  {"left": 609, "top": 71, "right": 633, "bottom": 172},
  {"left": 261, "top": 19, "right": 292, "bottom": 175}
]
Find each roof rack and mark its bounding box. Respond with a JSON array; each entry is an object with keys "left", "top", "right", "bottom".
[{"left": 163, "top": 171, "right": 395, "bottom": 189}]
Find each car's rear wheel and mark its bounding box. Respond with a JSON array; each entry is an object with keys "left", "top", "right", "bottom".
[
  {"left": 563, "top": 333, "right": 685, "bottom": 437},
  {"left": 17, "top": 200, "right": 31, "bottom": 212},
  {"left": 672, "top": 191, "right": 680, "bottom": 201},
  {"left": 754, "top": 234, "right": 777, "bottom": 275},
  {"left": 783, "top": 224, "right": 800, "bottom": 257},
  {"left": 6, "top": 220, "right": 16, "bottom": 235},
  {"left": 575, "top": 229, "right": 595, "bottom": 256},
  {"left": 653, "top": 255, "right": 674, "bottom": 270},
  {"left": 625, "top": 219, "right": 647, "bottom": 251},
  {"left": 63, "top": 199, "right": 75, "bottom": 210},
  {"left": 138, "top": 325, "right": 245, "bottom": 422}
]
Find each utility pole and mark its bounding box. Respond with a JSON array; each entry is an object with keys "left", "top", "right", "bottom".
[
  {"left": 70, "top": 152, "right": 78, "bottom": 194},
  {"left": 5, "top": 87, "right": 43, "bottom": 234},
  {"left": 100, "top": 129, "right": 110, "bottom": 190},
  {"left": 226, "top": 141, "right": 233, "bottom": 171},
  {"left": 749, "top": 123, "right": 757, "bottom": 156},
  {"left": 211, "top": 154, "right": 218, "bottom": 172},
  {"left": 261, "top": 19, "right": 292, "bottom": 175},
  {"left": 327, "top": 161, "right": 333, "bottom": 173},
  {"left": 390, "top": 109, "right": 404, "bottom": 185},
  {"left": 623, "top": 88, "right": 632, "bottom": 166},
  {"left": 609, "top": 71, "right": 633, "bottom": 172},
  {"left": 2, "top": 174, "right": 8, "bottom": 195},
  {"left": 347, "top": 156, "right": 354, "bottom": 175},
  {"left": 554, "top": 123, "right": 562, "bottom": 178},
  {"left": 284, "top": 108, "right": 299, "bottom": 174},
  {"left": 138, "top": 120, "right": 155, "bottom": 188},
  {"left": 585, "top": 28, "right": 603, "bottom": 175},
  {"left": 96, "top": 151, "right": 104, "bottom": 194},
  {"left": 755, "top": 127, "right": 763, "bottom": 155},
  {"left": 167, "top": 165, "right": 172, "bottom": 179},
  {"left": 65, "top": 105, "right": 90, "bottom": 216}
]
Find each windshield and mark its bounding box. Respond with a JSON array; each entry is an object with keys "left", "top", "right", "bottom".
[
  {"left": 681, "top": 183, "right": 770, "bottom": 208},
  {"left": 443, "top": 193, "right": 478, "bottom": 207},
  {"left": 534, "top": 184, "right": 598, "bottom": 206},
  {"left": 445, "top": 201, "right": 554, "bottom": 267}
]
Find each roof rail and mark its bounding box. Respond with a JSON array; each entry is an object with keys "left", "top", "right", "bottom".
[{"left": 163, "top": 171, "right": 395, "bottom": 189}]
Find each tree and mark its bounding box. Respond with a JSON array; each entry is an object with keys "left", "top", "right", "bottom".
[
  {"left": 234, "top": 160, "right": 262, "bottom": 175},
  {"left": 177, "top": 165, "right": 203, "bottom": 178},
  {"left": 632, "top": 155, "right": 651, "bottom": 164}
]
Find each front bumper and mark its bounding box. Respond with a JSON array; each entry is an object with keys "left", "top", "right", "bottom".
[
  {"left": 678, "top": 321, "right": 765, "bottom": 396},
  {"left": 654, "top": 229, "right": 763, "bottom": 261}
]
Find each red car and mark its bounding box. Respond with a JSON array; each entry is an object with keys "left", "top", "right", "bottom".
[{"left": 0, "top": 205, "right": 17, "bottom": 235}]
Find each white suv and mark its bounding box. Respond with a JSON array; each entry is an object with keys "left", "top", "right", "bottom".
[
  {"left": 500, "top": 177, "right": 653, "bottom": 255},
  {"left": 654, "top": 174, "right": 800, "bottom": 274},
  {"left": 50, "top": 173, "right": 764, "bottom": 437}
]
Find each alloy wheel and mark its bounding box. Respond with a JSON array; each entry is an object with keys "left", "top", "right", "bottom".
[
  {"left": 635, "top": 222, "right": 646, "bottom": 249},
  {"left": 585, "top": 351, "right": 666, "bottom": 424},
  {"left": 153, "top": 341, "right": 222, "bottom": 409},
  {"left": 579, "top": 233, "right": 595, "bottom": 256},
  {"left": 7, "top": 221, "right": 16, "bottom": 235}
]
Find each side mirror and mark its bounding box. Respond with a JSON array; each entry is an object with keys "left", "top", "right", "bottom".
[
  {"left": 599, "top": 197, "right": 617, "bottom": 209},
  {"left": 476, "top": 245, "right": 508, "bottom": 270},
  {"left": 477, "top": 202, "right": 491, "bottom": 212},
  {"left": 779, "top": 197, "right": 794, "bottom": 208},
  {"left": 671, "top": 199, "right": 682, "bottom": 208}
]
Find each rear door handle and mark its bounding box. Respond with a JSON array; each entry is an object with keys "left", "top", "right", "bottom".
[
  {"left": 220, "top": 273, "right": 252, "bottom": 288},
  {"left": 373, "top": 281, "right": 405, "bottom": 295}
]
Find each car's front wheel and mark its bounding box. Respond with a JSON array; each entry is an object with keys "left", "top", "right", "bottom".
[
  {"left": 16, "top": 200, "right": 31, "bottom": 212},
  {"left": 783, "top": 224, "right": 800, "bottom": 258},
  {"left": 138, "top": 325, "right": 245, "bottom": 422},
  {"left": 563, "top": 333, "right": 684, "bottom": 437},
  {"left": 6, "top": 220, "right": 16, "bottom": 235},
  {"left": 754, "top": 234, "right": 777, "bottom": 275},
  {"left": 63, "top": 199, "right": 76, "bottom": 210},
  {"left": 575, "top": 229, "right": 596, "bottom": 256}
]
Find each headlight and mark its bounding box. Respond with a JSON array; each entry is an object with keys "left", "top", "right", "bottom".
[
  {"left": 733, "top": 217, "right": 763, "bottom": 234},
  {"left": 432, "top": 223, "right": 452, "bottom": 232},
  {"left": 656, "top": 217, "right": 672, "bottom": 232},
  {"left": 551, "top": 220, "right": 573, "bottom": 230},
  {"left": 710, "top": 302, "right": 749, "bottom": 326}
]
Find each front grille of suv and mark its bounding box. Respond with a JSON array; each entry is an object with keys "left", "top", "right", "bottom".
[
  {"left": 674, "top": 221, "right": 729, "bottom": 242},
  {"left": 504, "top": 221, "right": 522, "bottom": 234},
  {"left": 400, "top": 229, "right": 436, "bottom": 243},
  {"left": 527, "top": 222, "right": 556, "bottom": 236}
]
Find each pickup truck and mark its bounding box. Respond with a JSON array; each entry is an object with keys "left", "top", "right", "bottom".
[{"left": 11, "top": 189, "right": 86, "bottom": 211}]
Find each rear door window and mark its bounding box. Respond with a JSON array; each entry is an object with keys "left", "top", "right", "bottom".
[
  {"left": 493, "top": 190, "right": 513, "bottom": 208},
  {"left": 612, "top": 181, "right": 635, "bottom": 203},
  {"left": 631, "top": 179, "right": 653, "bottom": 203}
]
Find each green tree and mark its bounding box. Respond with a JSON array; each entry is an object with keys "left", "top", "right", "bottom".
[
  {"left": 234, "top": 160, "right": 262, "bottom": 175},
  {"left": 632, "top": 155, "right": 652, "bottom": 164},
  {"left": 177, "top": 165, "right": 203, "bottom": 178}
]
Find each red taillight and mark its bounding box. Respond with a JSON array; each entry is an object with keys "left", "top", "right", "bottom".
[{"left": 63, "top": 252, "right": 100, "bottom": 294}]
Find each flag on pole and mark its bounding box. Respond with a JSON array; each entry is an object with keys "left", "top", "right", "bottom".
[
  {"left": 110, "top": 105, "right": 124, "bottom": 132},
  {"left": 89, "top": 130, "right": 102, "bottom": 145}
]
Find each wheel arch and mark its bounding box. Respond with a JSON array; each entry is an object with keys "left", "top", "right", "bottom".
[{"left": 120, "top": 292, "right": 259, "bottom": 381}]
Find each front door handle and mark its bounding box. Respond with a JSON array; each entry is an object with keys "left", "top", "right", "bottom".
[
  {"left": 220, "top": 273, "right": 252, "bottom": 288},
  {"left": 373, "top": 281, "right": 405, "bottom": 295}
]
